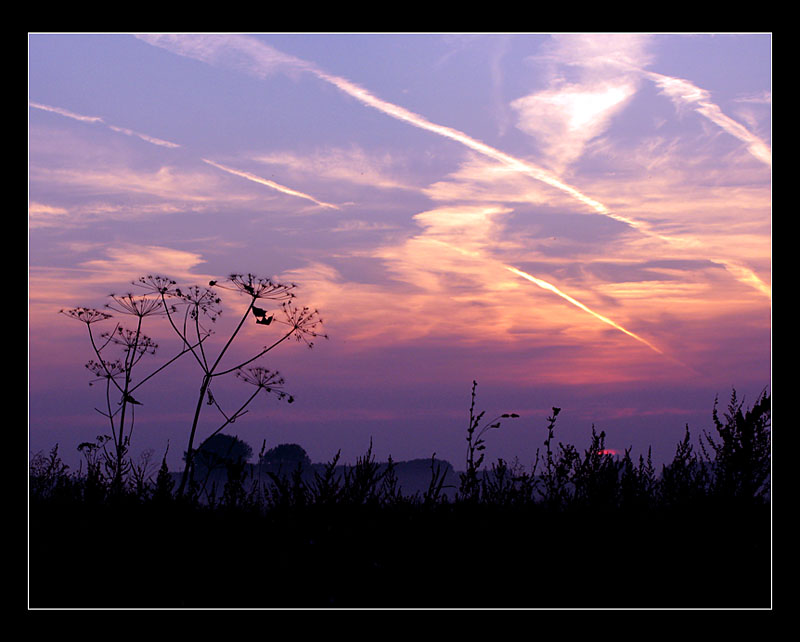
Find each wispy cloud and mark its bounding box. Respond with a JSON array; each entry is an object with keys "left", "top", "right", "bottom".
[
  {"left": 502, "top": 35, "right": 771, "bottom": 299},
  {"left": 251, "top": 147, "right": 415, "bottom": 192},
  {"left": 135, "top": 33, "right": 316, "bottom": 78},
  {"left": 136, "top": 33, "right": 770, "bottom": 332},
  {"left": 29, "top": 244, "right": 212, "bottom": 331},
  {"left": 137, "top": 34, "right": 763, "bottom": 273},
  {"left": 511, "top": 80, "right": 638, "bottom": 172},
  {"left": 511, "top": 34, "right": 651, "bottom": 173},
  {"left": 408, "top": 204, "right": 672, "bottom": 361},
  {"left": 310, "top": 66, "right": 627, "bottom": 223},
  {"left": 28, "top": 202, "right": 70, "bottom": 229}
]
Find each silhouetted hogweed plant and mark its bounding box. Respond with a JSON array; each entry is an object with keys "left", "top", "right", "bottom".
[
  {"left": 61, "top": 294, "right": 168, "bottom": 492},
  {"left": 61, "top": 271, "right": 327, "bottom": 497}
]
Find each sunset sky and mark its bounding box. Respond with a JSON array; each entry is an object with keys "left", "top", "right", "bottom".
[{"left": 28, "top": 33, "right": 771, "bottom": 472}]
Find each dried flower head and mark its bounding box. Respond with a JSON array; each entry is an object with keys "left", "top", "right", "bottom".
[
  {"left": 172, "top": 285, "right": 223, "bottom": 322},
  {"left": 224, "top": 273, "right": 297, "bottom": 301},
  {"left": 135, "top": 275, "right": 179, "bottom": 296},
  {"left": 60, "top": 307, "right": 112, "bottom": 325},
  {"left": 101, "top": 327, "right": 158, "bottom": 355},
  {"left": 106, "top": 293, "right": 165, "bottom": 318},
  {"left": 279, "top": 302, "right": 328, "bottom": 348},
  {"left": 85, "top": 358, "right": 125, "bottom": 385},
  {"left": 235, "top": 366, "right": 294, "bottom": 403}
]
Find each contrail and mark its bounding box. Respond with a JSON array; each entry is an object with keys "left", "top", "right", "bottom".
[
  {"left": 201, "top": 159, "right": 340, "bottom": 209},
  {"left": 107, "top": 125, "right": 181, "bottom": 149},
  {"left": 29, "top": 100, "right": 338, "bottom": 208},
  {"left": 433, "top": 236, "right": 672, "bottom": 361},
  {"left": 135, "top": 36, "right": 771, "bottom": 300},
  {"left": 29, "top": 101, "right": 104, "bottom": 123},
  {"left": 720, "top": 260, "right": 772, "bottom": 299},
  {"left": 313, "top": 70, "right": 630, "bottom": 221},
  {"left": 30, "top": 101, "right": 181, "bottom": 148},
  {"left": 644, "top": 71, "right": 772, "bottom": 168},
  {"left": 504, "top": 265, "right": 665, "bottom": 356},
  {"left": 136, "top": 35, "right": 624, "bottom": 221},
  {"left": 316, "top": 63, "right": 772, "bottom": 302}
]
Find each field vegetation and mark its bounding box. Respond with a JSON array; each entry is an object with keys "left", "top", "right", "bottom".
[
  {"left": 29, "top": 384, "right": 770, "bottom": 608},
  {"left": 29, "top": 274, "right": 770, "bottom": 608}
]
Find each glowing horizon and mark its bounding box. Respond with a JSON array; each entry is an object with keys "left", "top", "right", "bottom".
[{"left": 29, "top": 33, "right": 770, "bottom": 471}]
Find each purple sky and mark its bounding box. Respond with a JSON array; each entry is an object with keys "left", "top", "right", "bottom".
[{"left": 29, "top": 33, "right": 771, "bottom": 473}]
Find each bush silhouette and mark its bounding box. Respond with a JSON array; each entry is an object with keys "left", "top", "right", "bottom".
[{"left": 702, "top": 388, "right": 771, "bottom": 504}]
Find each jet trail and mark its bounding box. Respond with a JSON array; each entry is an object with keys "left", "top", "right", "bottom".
[
  {"left": 29, "top": 101, "right": 104, "bottom": 123},
  {"left": 505, "top": 265, "right": 665, "bottom": 356},
  {"left": 136, "top": 35, "right": 624, "bottom": 221},
  {"left": 433, "top": 237, "right": 671, "bottom": 361},
  {"left": 30, "top": 101, "right": 181, "bottom": 148},
  {"left": 644, "top": 71, "right": 772, "bottom": 168},
  {"left": 317, "top": 67, "right": 771, "bottom": 300},
  {"left": 202, "top": 159, "right": 340, "bottom": 210},
  {"left": 137, "top": 35, "right": 771, "bottom": 300},
  {"left": 313, "top": 70, "right": 628, "bottom": 221},
  {"left": 29, "top": 100, "right": 338, "bottom": 209}
]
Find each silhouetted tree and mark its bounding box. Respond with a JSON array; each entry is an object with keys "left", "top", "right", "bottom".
[
  {"left": 186, "top": 434, "right": 253, "bottom": 475},
  {"left": 259, "top": 443, "right": 311, "bottom": 470}
]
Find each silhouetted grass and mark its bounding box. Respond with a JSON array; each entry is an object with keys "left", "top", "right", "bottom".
[{"left": 28, "top": 387, "right": 770, "bottom": 609}]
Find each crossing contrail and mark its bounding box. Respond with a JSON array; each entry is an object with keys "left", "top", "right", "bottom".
[
  {"left": 135, "top": 35, "right": 621, "bottom": 219},
  {"left": 318, "top": 58, "right": 772, "bottom": 302},
  {"left": 135, "top": 35, "right": 770, "bottom": 300}
]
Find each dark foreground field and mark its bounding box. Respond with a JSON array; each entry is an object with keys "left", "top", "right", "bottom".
[
  {"left": 29, "top": 496, "right": 769, "bottom": 609},
  {"left": 30, "top": 389, "right": 771, "bottom": 609}
]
